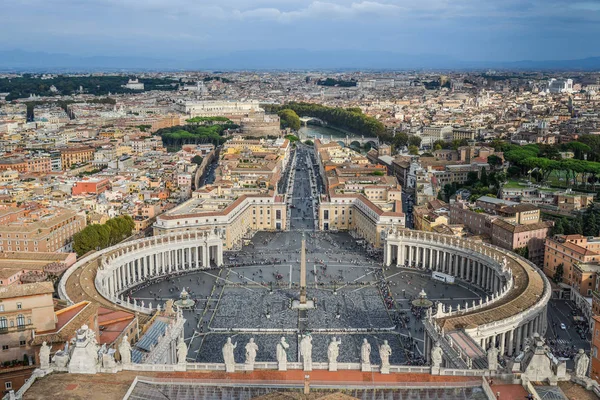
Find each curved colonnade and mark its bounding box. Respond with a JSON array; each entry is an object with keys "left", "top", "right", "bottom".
[
  {"left": 60, "top": 231, "right": 224, "bottom": 315},
  {"left": 385, "top": 228, "right": 551, "bottom": 359}
]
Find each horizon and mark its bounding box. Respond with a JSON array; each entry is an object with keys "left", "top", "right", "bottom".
[{"left": 2, "top": 0, "right": 600, "bottom": 69}]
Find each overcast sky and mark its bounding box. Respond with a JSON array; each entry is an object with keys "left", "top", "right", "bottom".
[{"left": 2, "top": 0, "right": 600, "bottom": 61}]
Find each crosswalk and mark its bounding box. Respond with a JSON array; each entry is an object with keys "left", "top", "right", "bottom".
[{"left": 554, "top": 339, "right": 571, "bottom": 345}]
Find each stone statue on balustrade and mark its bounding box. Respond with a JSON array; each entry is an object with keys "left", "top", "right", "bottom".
[
  {"left": 222, "top": 337, "right": 237, "bottom": 372},
  {"left": 177, "top": 336, "right": 187, "bottom": 365},
  {"left": 119, "top": 335, "right": 132, "bottom": 365},
  {"left": 245, "top": 338, "right": 258, "bottom": 369},
  {"left": 327, "top": 337, "right": 341, "bottom": 371},
  {"left": 431, "top": 341, "right": 443, "bottom": 369},
  {"left": 487, "top": 346, "right": 499, "bottom": 371},
  {"left": 102, "top": 347, "right": 117, "bottom": 369},
  {"left": 68, "top": 324, "right": 100, "bottom": 374},
  {"left": 575, "top": 349, "right": 590, "bottom": 378},
  {"left": 276, "top": 337, "right": 290, "bottom": 371},
  {"left": 361, "top": 338, "right": 371, "bottom": 371},
  {"left": 300, "top": 334, "right": 313, "bottom": 371},
  {"left": 379, "top": 340, "right": 392, "bottom": 374},
  {"left": 39, "top": 341, "right": 51, "bottom": 370}
]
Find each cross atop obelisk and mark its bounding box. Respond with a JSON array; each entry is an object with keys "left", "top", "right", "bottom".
[{"left": 299, "top": 232, "right": 307, "bottom": 304}]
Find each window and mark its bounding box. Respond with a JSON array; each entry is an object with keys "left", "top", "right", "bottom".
[
  {"left": 0, "top": 305, "right": 3, "bottom": 312},
  {"left": 16, "top": 303, "right": 21, "bottom": 309},
  {"left": 17, "top": 314, "right": 25, "bottom": 327},
  {"left": 0, "top": 317, "right": 7, "bottom": 329},
  {"left": 1, "top": 345, "right": 8, "bottom": 351},
  {"left": 5, "top": 382, "right": 12, "bottom": 390},
  {"left": 19, "top": 340, "right": 26, "bottom": 346}
]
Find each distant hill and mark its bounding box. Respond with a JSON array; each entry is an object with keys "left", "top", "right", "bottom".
[{"left": 1, "top": 49, "right": 600, "bottom": 72}]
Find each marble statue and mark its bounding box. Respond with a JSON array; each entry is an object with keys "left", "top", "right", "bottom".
[
  {"left": 379, "top": 340, "right": 392, "bottom": 374},
  {"left": 102, "top": 349, "right": 117, "bottom": 369},
  {"left": 361, "top": 338, "right": 371, "bottom": 371},
  {"left": 68, "top": 324, "right": 100, "bottom": 374},
  {"left": 39, "top": 341, "right": 51, "bottom": 369},
  {"left": 177, "top": 336, "right": 187, "bottom": 365},
  {"left": 222, "top": 337, "right": 237, "bottom": 372},
  {"left": 300, "top": 334, "right": 313, "bottom": 371},
  {"left": 327, "top": 337, "right": 341, "bottom": 371},
  {"left": 276, "top": 337, "right": 290, "bottom": 371},
  {"left": 575, "top": 349, "right": 590, "bottom": 378},
  {"left": 487, "top": 346, "right": 499, "bottom": 371},
  {"left": 245, "top": 338, "right": 258, "bottom": 367},
  {"left": 119, "top": 335, "right": 132, "bottom": 365},
  {"left": 431, "top": 342, "right": 443, "bottom": 368}
]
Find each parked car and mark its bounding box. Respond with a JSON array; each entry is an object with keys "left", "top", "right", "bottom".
[{"left": 560, "top": 323, "right": 567, "bottom": 330}]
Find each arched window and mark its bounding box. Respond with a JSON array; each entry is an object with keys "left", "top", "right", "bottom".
[
  {"left": 16, "top": 314, "right": 25, "bottom": 327},
  {"left": 0, "top": 317, "right": 7, "bottom": 329}
]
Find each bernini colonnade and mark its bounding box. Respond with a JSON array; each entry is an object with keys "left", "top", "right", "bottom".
[{"left": 384, "top": 228, "right": 551, "bottom": 365}]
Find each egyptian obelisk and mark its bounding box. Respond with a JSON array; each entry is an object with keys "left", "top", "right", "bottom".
[
  {"left": 300, "top": 232, "right": 307, "bottom": 304},
  {"left": 292, "top": 232, "right": 314, "bottom": 310}
]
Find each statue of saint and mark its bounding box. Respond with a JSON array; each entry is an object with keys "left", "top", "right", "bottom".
[
  {"left": 222, "top": 337, "right": 237, "bottom": 366},
  {"left": 245, "top": 338, "right": 258, "bottom": 365},
  {"left": 119, "top": 335, "right": 132, "bottom": 365},
  {"left": 276, "top": 337, "right": 290, "bottom": 370},
  {"left": 177, "top": 337, "right": 187, "bottom": 365},
  {"left": 379, "top": 340, "right": 392, "bottom": 369},
  {"left": 361, "top": 338, "right": 371, "bottom": 365},
  {"left": 40, "top": 341, "right": 51, "bottom": 369},
  {"left": 431, "top": 342, "right": 443, "bottom": 368},
  {"left": 487, "top": 346, "right": 499, "bottom": 371},
  {"left": 300, "top": 334, "right": 313, "bottom": 371},
  {"left": 327, "top": 337, "right": 341, "bottom": 364},
  {"left": 575, "top": 349, "right": 590, "bottom": 378}
]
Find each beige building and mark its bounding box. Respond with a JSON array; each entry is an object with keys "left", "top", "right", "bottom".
[
  {"left": 0, "top": 207, "right": 86, "bottom": 253},
  {"left": 60, "top": 146, "right": 94, "bottom": 169},
  {"left": 154, "top": 186, "right": 287, "bottom": 249},
  {"left": 0, "top": 282, "right": 55, "bottom": 370}
]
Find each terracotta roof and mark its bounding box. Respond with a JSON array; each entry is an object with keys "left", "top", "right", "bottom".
[{"left": 0, "top": 281, "right": 54, "bottom": 300}]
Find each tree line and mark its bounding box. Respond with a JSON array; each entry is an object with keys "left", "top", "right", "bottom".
[
  {"left": 1, "top": 75, "right": 177, "bottom": 100},
  {"left": 502, "top": 140, "right": 600, "bottom": 189},
  {"left": 73, "top": 215, "right": 135, "bottom": 257},
  {"left": 262, "top": 102, "right": 385, "bottom": 138},
  {"left": 154, "top": 122, "right": 238, "bottom": 149}
]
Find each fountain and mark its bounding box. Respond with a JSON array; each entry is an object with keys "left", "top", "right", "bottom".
[
  {"left": 411, "top": 289, "right": 433, "bottom": 308},
  {"left": 174, "top": 288, "right": 195, "bottom": 310}
]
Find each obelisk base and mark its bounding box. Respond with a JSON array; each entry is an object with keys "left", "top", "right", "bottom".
[{"left": 292, "top": 299, "right": 315, "bottom": 310}]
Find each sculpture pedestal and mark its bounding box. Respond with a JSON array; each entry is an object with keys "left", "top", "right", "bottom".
[
  {"left": 225, "top": 363, "right": 235, "bottom": 373},
  {"left": 245, "top": 363, "right": 255, "bottom": 371},
  {"left": 361, "top": 363, "right": 371, "bottom": 372},
  {"left": 278, "top": 362, "right": 287, "bottom": 371},
  {"left": 431, "top": 366, "right": 441, "bottom": 375},
  {"left": 292, "top": 300, "right": 315, "bottom": 310},
  {"left": 380, "top": 365, "right": 390, "bottom": 374},
  {"left": 329, "top": 362, "right": 337, "bottom": 372}
]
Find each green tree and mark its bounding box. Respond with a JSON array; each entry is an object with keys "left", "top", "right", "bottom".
[
  {"left": 408, "top": 145, "right": 419, "bottom": 155},
  {"left": 481, "top": 168, "right": 489, "bottom": 187},
  {"left": 553, "top": 263, "right": 564, "bottom": 284},
  {"left": 514, "top": 246, "right": 529, "bottom": 259},
  {"left": 304, "top": 140, "right": 314, "bottom": 146},
  {"left": 408, "top": 136, "right": 422, "bottom": 148},
  {"left": 553, "top": 219, "right": 564, "bottom": 235},
  {"left": 584, "top": 212, "right": 599, "bottom": 237},
  {"left": 285, "top": 134, "right": 299, "bottom": 142},
  {"left": 434, "top": 143, "right": 443, "bottom": 151},
  {"left": 278, "top": 109, "right": 301, "bottom": 131},
  {"left": 191, "top": 155, "right": 203, "bottom": 165},
  {"left": 393, "top": 132, "right": 409, "bottom": 148},
  {"left": 487, "top": 154, "right": 503, "bottom": 167}
]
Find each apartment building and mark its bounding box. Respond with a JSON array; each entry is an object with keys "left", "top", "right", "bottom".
[
  {"left": 544, "top": 234, "right": 600, "bottom": 297},
  {"left": 59, "top": 146, "right": 94, "bottom": 169},
  {"left": 0, "top": 207, "right": 86, "bottom": 253}
]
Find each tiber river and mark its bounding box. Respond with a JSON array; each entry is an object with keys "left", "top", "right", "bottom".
[{"left": 298, "top": 125, "right": 363, "bottom": 142}]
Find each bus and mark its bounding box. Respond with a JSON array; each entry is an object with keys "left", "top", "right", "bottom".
[{"left": 432, "top": 271, "right": 455, "bottom": 284}]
